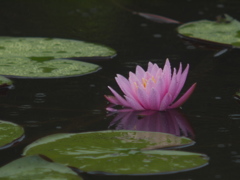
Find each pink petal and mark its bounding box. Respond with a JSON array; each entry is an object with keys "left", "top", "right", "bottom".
[
  {"left": 144, "top": 72, "right": 152, "bottom": 80},
  {"left": 115, "top": 74, "right": 135, "bottom": 99},
  {"left": 104, "top": 95, "right": 120, "bottom": 105},
  {"left": 176, "top": 63, "right": 183, "bottom": 80},
  {"left": 125, "top": 96, "right": 145, "bottom": 110},
  {"left": 169, "top": 83, "right": 196, "bottom": 109},
  {"left": 136, "top": 65, "right": 146, "bottom": 79},
  {"left": 129, "top": 72, "right": 142, "bottom": 92},
  {"left": 155, "top": 68, "right": 163, "bottom": 80},
  {"left": 136, "top": 87, "right": 150, "bottom": 109},
  {"left": 148, "top": 88, "right": 159, "bottom": 110},
  {"left": 145, "top": 78, "right": 155, "bottom": 94},
  {"left": 162, "top": 59, "right": 171, "bottom": 88},
  {"left": 167, "top": 68, "right": 177, "bottom": 101},
  {"left": 149, "top": 63, "right": 159, "bottom": 76},
  {"left": 108, "top": 86, "right": 129, "bottom": 107},
  {"left": 147, "top": 62, "right": 154, "bottom": 72},
  {"left": 172, "top": 64, "right": 189, "bottom": 100},
  {"left": 159, "top": 93, "right": 172, "bottom": 111},
  {"left": 155, "top": 78, "right": 165, "bottom": 105},
  {"left": 106, "top": 107, "right": 119, "bottom": 112}
]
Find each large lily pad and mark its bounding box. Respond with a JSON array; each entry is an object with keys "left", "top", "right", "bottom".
[
  {"left": 23, "top": 130, "right": 208, "bottom": 175},
  {"left": 177, "top": 14, "right": 240, "bottom": 48},
  {"left": 23, "top": 130, "right": 194, "bottom": 153},
  {"left": 0, "top": 57, "right": 100, "bottom": 78},
  {"left": 0, "top": 37, "right": 116, "bottom": 59},
  {"left": 0, "top": 120, "right": 24, "bottom": 149},
  {"left": 0, "top": 155, "right": 82, "bottom": 180}
]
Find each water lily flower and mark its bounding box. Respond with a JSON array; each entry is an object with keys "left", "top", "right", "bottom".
[{"left": 105, "top": 59, "right": 196, "bottom": 111}]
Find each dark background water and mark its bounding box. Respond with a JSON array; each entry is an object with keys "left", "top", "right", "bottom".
[{"left": 0, "top": 0, "right": 240, "bottom": 179}]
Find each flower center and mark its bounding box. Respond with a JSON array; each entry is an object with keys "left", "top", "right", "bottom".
[{"left": 142, "top": 77, "right": 156, "bottom": 88}]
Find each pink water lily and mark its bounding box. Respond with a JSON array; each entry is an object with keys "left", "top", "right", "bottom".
[{"left": 105, "top": 59, "right": 196, "bottom": 111}]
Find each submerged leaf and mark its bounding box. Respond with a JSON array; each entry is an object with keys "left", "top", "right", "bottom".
[
  {"left": 177, "top": 14, "right": 240, "bottom": 48},
  {"left": 135, "top": 12, "right": 181, "bottom": 24},
  {"left": 0, "top": 120, "right": 24, "bottom": 149},
  {"left": 22, "top": 130, "right": 208, "bottom": 175},
  {"left": 0, "top": 37, "right": 116, "bottom": 59},
  {"left": 0, "top": 155, "right": 82, "bottom": 180},
  {"left": 0, "top": 57, "right": 100, "bottom": 78}
]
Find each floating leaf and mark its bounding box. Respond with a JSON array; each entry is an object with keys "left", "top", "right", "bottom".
[
  {"left": 71, "top": 150, "right": 207, "bottom": 175},
  {"left": 0, "top": 57, "right": 100, "bottom": 78},
  {"left": 177, "top": 14, "right": 240, "bottom": 48},
  {"left": 23, "top": 130, "right": 194, "bottom": 153},
  {"left": 112, "top": 1, "right": 180, "bottom": 24},
  {"left": 135, "top": 12, "right": 181, "bottom": 24},
  {"left": 22, "top": 130, "right": 209, "bottom": 175},
  {"left": 0, "top": 37, "right": 116, "bottom": 59},
  {"left": 0, "top": 120, "right": 24, "bottom": 149},
  {"left": 0, "top": 155, "right": 83, "bottom": 180},
  {"left": 0, "top": 76, "right": 13, "bottom": 91},
  {"left": 0, "top": 76, "right": 12, "bottom": 86}
]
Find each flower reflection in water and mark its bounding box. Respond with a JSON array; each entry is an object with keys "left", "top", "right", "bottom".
[{"left": 108, "top": 109, "right": 194, "bottom": 139}]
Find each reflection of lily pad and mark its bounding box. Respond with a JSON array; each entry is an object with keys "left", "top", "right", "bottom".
[
  {"left": 0, "top": 120, "right": 24, "bottom": 149},
  {"left": 23, "top": 130, "right": 208, "bottom": 175},
  {"left": 0, "top": 37, "right": 116, "bottom": 59},
  {"left": 0, "top": 155, "right": 83, "bottom": 180},
  {"left": 177, "top": 14, "right": 240, "bottom": 48},
  {"left": 0, "top": 57, "right": 100, "bottom": 78}
]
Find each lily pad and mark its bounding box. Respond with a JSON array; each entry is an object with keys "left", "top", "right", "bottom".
[
  {"left": 0, "top": 120, "right": 24, "bottom": 149},
  {"left": 0, "top": 76, "right": 12, "bottom": 89},
  {"left": 0, "top": 155, "right": 83, "bottom": 180},
  {"left": 0, "top": 76, "right": 12, "bottom": 86},
  {"left": 23, "top": 130, "right": 208, "bottom": 175},
  {"left": 0, "top": 57, "right": 100, "bottom": 78},
  {"left": 0, "top": 37, "right": 116, "bottom": 59},
  {"left": 177, "top": 14, "right": 240, "bottom": 48},
  {"left": 23, "top": 130, "right": 194, "bottom": 153},
  {"left": 70, "top": 150, "right": 207, "bottom": 175}
]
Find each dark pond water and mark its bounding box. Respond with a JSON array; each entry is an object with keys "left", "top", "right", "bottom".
[{"left": 1, "top": 0, "right": 240, "bottom": 179}]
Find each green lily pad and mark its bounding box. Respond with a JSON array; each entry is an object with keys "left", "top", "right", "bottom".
[
  {"left": 23, "top": 130, "right": 208, "bottom": 175},
  {"left": 0, "top": 76, "right": 12, "bottom": 86},
  {"left": 71, "top": 150, "right": 207, "bottom": 175},
  {"left": 0, "top": 76, "right": 13, "bottom": 90},
  {"left": 0, "top": 37, "right": 116, "bottom": 59},
  {"left": 177, "top": 14, "right": 240, "bottom": 47},
  {"left": 0, "top": 155, "right": 83, "bottom": 180},
  {"left": 0, "top": 120, "right": 24, "bottom": 149},
  {"left": 23, "top": 130, "right": 194, "bottom": 153},
  {"left": 0, "top": 57, "right": 100, "bottom": 78}
]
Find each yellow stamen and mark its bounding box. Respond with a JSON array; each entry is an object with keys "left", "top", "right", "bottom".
[
  {"left": 141, "top": 77, "right": 156, "bottom": 88},
  {"left": 142, "top": 78, "right": 147, "bottom": 87},
  {"left": 151, "top": 76, "right": 156, "bottom": 83}
]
